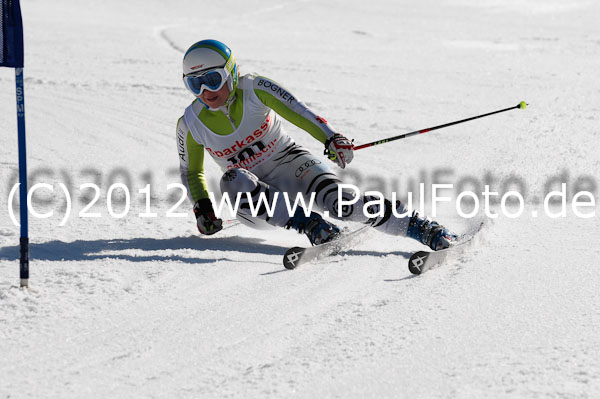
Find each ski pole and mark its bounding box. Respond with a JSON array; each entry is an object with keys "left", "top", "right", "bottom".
[{"left": 353, "top": 101, "right": 528, "bottom": 151}]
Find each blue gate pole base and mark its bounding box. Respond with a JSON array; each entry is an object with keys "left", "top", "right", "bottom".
[{"left": 20, "top": 237, "right": 29, "bottom": 288}]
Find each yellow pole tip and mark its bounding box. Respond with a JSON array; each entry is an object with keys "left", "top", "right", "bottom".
[{"left": 519, "top": 101, "right": 528, "bottom": 109}]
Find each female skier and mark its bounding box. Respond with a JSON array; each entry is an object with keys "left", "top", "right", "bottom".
[{"left": 177, "top": 39, "right": 455, "bottom": 250}]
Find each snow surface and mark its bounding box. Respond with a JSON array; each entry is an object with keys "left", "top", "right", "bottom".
[{"left": 1, "top": 0, "right": 599, "bottom": 398}]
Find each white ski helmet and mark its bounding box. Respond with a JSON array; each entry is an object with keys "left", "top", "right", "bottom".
[{"left": 182, "top": 39, "right": 239, "bottom": 98}]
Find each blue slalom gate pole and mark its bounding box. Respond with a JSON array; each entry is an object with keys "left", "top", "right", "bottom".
[
  {"left": 16, "top": 67, "right": 29, "bottom": 287},
  {"left": 1, "top": 0, "right": 29, "bottom": 287}
]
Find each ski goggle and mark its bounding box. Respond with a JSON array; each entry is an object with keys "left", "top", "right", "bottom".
[{"left": 183, "top": 68, "right": 228, "bottom": 96}]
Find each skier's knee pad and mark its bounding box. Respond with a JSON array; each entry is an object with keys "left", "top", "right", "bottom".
[{"left": 220, "top": 168, "right": 260, "bottom": 197}]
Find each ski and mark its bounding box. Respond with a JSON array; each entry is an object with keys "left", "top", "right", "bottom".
[
  {"left": 408, "top": 221, "right": 485, "bottom": 275},
  {"left": 283, "top": 226, "right": 369, "bottom": 270}
]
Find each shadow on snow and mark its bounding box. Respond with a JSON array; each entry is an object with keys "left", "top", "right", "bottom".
[{"left": 0, "top": 235, "right": 288, "bottom": 265}]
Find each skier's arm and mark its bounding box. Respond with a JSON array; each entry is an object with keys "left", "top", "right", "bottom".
[
  {"left": 176, "top": 117, "right": 210, "bottom": 203},
  {"left": 177, "top": 117, "right": 223, "bottom": 234},
  {"left": 252, "top": 76, "right": 337, "bottom": 144},
  {"left": 253, "top": 76, "right": 354, "bottom": 168}
]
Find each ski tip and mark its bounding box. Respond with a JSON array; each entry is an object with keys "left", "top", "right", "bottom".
[
  {"left": 283, "top": 247, "right": 304, "bottom": 270},
  {"left": 408, "top": 251, "right": 430, "bottom": 275}
]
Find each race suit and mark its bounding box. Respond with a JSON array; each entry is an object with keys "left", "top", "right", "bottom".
[{"left": 177, "top": 73, "right": 410, "bottom": 235}]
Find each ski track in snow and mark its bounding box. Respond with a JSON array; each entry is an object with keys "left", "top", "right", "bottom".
[{"left": 1, "top": 0, "right": 600, "bottom": 398}]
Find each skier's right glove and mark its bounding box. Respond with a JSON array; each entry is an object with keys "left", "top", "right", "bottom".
[
  {"left": 193, "top": 198, "right": 223, "bottom": 235},
  {"left": 324, "top": 133, "right": 354, "bottom": 169}
]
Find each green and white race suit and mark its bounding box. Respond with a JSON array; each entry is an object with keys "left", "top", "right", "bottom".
[
  {"left": 177, "top": 74, "right": 337, "bottom": 203},
  {"left": 176, "top": 73, "right": 411, "bottom": 235}
]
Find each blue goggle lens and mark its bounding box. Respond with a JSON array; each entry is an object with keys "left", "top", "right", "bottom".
[{"left": 187, "top": 70, "right": 224, "bottom": 94}]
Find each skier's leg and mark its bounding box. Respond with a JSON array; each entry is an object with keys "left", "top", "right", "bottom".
[
  {"left": 325, "top": 190, "right": 457, "bottom": 250},
  {"left": 260, "top": 147, "right": 408, "bottom": 231},
  {"left": 262, "top": 146, "right": 456, "bottom": 250},
  {"left": 219, "top": 167, "right": 340, "bottom": 245},
  {"left": 219, "top": 168, "right": 288, "bottom": 229}
]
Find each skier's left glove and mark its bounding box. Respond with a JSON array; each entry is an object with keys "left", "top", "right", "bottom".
[
  {"left": 324, "top": 133, "right": 354, "bottom": 169},
  {"left": 193, "top": 198, "right": 223, "bottom": 235}
]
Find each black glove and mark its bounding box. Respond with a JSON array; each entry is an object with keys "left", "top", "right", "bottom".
[{"left": 193, "top": 198, "right": 223, "bottom": 235}]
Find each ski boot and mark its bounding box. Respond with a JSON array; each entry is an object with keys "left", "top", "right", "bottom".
[
  {"left": 407, "top": 211, "right": 457, "bottom": 250},
  {"left": 285, "top": 209, "right": 341, "bottom": 246}
]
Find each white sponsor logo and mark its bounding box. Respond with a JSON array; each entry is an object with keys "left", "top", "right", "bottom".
[
  {"left": 411, "top": 255, "right": 426, "bottom": 272},
  {"left": 286, "top": 250, "right": 302, "bottom": 268}
]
